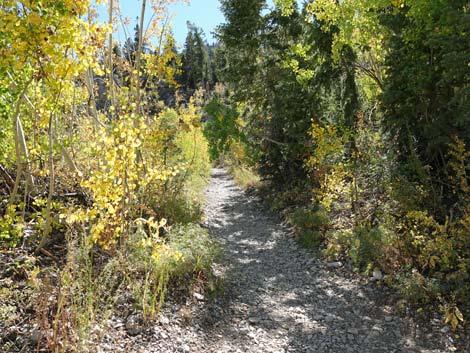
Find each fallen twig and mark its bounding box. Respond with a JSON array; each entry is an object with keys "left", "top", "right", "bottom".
[
  {"left": 38, "top": 248, "right": 60, "bottom": 264},
  {"left": 0, "top": 163, "right": 15, "bottom": 189}
]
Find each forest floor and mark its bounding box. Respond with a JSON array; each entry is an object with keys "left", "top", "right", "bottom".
[{"left": 102, "top": 168, "right": 468, "bottom": 353}]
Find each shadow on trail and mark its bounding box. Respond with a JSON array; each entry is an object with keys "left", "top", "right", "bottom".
[{"left": 196, "top": 169, "right": 453, "bottom": 353}]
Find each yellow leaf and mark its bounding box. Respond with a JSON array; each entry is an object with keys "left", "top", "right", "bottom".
[
  {"left": 444, "top": 312, "right": 452, "bottom": 325},
  {"left": 28, "top": 12, "right": 42, "bottom": 26},
  {"left": 451, "top": 316, "right": 458, "bottom": 329},
  {"left": 455, "top": 307, "right": 464, "bottom": 322}
]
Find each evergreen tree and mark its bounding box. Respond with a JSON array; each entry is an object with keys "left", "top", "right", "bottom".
[
  {"left": 181, "top": 22, "right": 210, "bottom": 90},
  {"left": 216, "top": 1, "right": 356, "bottom": 185},
  {"left": 380, "top": 1, "right": 470, "bottom": 208}
]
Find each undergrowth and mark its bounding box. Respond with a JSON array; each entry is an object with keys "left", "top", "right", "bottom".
[{"left": 268, "top": 121, "right": 470, "bottom": 330}]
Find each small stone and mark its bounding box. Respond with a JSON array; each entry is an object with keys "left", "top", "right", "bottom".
[
  {"left": 112, "top": 319, "right": 124, "bottom": 329},
  {"left": 441, "top": 326, "right": 450, "bottom": 333},
  {"left": 30, "top": 329, "right": 42, "bottom": 344},
  {"left": 327, "top": 262, "right": 343, "bottom": 268},
  {"left": 385, "top": 316, "right": 393, "bottom": 322},
  {"left": 372, "top": 268, "right": 383, "bottom": 281},
  {"left": 193, "top": 292, "right": 204, "bottom": 301},
  {"left": 405, "top": 338, "right": 414, "bottom": 347},
  {"left": 159, "top": 315, "right": 170, "bottom": 325},
  {"left": 347, "top": 328, "right": 359, "bottom": 335},
  {"left": 248, "top": 317, "right": 259, "bottom": 324},
  {"left": 239, "top": 327, "right": 250, "bottom": 334},
  {"left": 371, "top": 324, "right": 383, "bottom": 333},
  {"left": 325, "top": 314, "right": 335, "bottom": 323},
  {"left": 125, "top": 316, "right": 143, "bottom": 336}
]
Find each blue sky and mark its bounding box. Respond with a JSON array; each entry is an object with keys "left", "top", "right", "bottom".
[
  {"left": 168, "top": 0, "right": 275, "bottom": 45},
  {"left": 96, "top": 0, "right": 275, "bottom": 49},
  {"left": 168, "top": 0, "right": 224, "bottom": 45},
  {"left": 96, "top": 0, "right": 224, "bottom": 48}
]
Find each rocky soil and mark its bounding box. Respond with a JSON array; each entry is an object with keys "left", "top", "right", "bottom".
[{"left": 102, "top": 168, "right": 468, "bottom": 353}]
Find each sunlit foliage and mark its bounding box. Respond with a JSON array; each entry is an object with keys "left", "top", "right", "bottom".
[{"left": 217, "top": 0, "right": 470, "bottom": 326}]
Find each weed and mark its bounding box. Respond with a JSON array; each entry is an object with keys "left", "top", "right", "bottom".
[
  {"left": 166, "top": 223, "right": 221, "bottom": 277},
  {"left": 33, "top": 233, "right": 122, "bottom": 352},
  {"left": 347, "top": 226, "right": 389, "bottom": 269},
  {"left": 289, "top": 207, "right": 329, "bottom": 248},
  {"left": 122, "top": 223, "right": 220, "bottom": 322}
]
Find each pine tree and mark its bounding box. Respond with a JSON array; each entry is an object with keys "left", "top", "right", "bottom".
[{"left": 181, "top": 22, "right": 210, "bottom": 90}]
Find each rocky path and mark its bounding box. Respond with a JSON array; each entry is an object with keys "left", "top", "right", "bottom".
[{"left": 113, "top": 168, "right": 464, "bottom": 353}]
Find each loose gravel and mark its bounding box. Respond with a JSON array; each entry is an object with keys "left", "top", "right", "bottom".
[{"left": 102, "top": 168, "right": 467, "bottom": 353}]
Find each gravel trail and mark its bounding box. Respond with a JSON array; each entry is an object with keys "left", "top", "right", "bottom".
[{"left": 112, "top": 168, "right": 464, "bottom": 353}]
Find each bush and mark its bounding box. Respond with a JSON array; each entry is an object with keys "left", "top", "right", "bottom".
[
  {"left": 166, "top": 224, "right": 221, "bottom": 277},
  {"left": 203, "top": 97, "right": 242, "bottom": 161},
  {"left": 124, "top": 222, "right": 220, "bottom": 320},
  {"left": 290, "top": 207, "right": 329, "bottom": 248},
  {"left": 394, "top": 270, "right": 442, "bottom": 307},
  {"left": 347, "top": 226, "right": 390, "bottom": 270}
]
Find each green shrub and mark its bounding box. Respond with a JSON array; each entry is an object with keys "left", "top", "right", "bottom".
[
  {"left": 290, "top": 207, "right": 329, "bottom": 248},
  {"left": 394, "top": 271, "right": 442, "bottom": 307},
  {"left": 124, "top": 223, "right": 220, "bottom": 320},
  {"left": 322, "top": 226, "right": 392, "bottom": 271},
  {"left": 0, "top": 205, "right": 25, "bottom": 248},
  {"left": 347, "top": 226, "right": 389, "bottom": 269},
  {"left": 173, "top": 120, "right": 212, "bottom": 195},
  {"left": 297, "top": 230, "right": 323, "bottom": 248},
  {"left": 158, "top": 193, "right": 204, "bottom": 225},
  {"left": 203, "top": 97, "right": 242, "bottom": 161},
  {"left": 290, "top": 207, "right": 329, "bottom": 231},
  {"left": 166, "top": 223, "right": 221, "bottom": 277}
]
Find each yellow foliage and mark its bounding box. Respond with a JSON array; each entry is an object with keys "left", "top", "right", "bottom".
[
  {"left": 0, "top": 205, "right": 25, "bottom": 246},
  {"left": 1, "top": 0, "right": 106, "bottom": 87},
  {"left": 394, "top": 137, "right": 470, "bottom": 280},
  {"left": 307, "top": 122, "right": 345, "bottom": 168},
  {"left": 143, "top": 34, "right": 181, "bottom": 86},
  {"left": 306, "top": 122, "right": 350, "bottom": 211},
  {"left": 444, "top": 305, "right": 465, "bottom": 329},
  {"left": 0, "top": 1, "right": 214, "bottom": 350},
  {"left": 67, "top": 113, "right": 183, "bottom": 249},
  {"left": 306, "top": 0, "right": 387, "bottom": 68},
  {"left": 448, "top": 136, "right": 470, "bottom": 206}
]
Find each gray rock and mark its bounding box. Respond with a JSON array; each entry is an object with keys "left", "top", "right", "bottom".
[
  {"left": 180, "top": 344, "right": 190, "bottom": 352},
  {"left": 327, "top": 261, "right": 343, "bottom": 268},
  {"left": 325, "top": 314, "right": 336, "bottom": 323},
  {"left": 372, "top": 268, "right": 383, "bottom": 281},
  {"left": 347, "top": 328, "right": 359, "bottom": 335},
  {"left": 30, "top": 329, "right": 42, "bottom": 344},
  {"left": 125, "top": 316, "right": 143, "bottom": 336},
  {"left": 441, "top": 326, "right": 450, "bottom": 333},
  {"left": 193, "top": 292, "right": 205, "bottom": 301},
  {"left": 372, "top": 324, "right": 383, "bottom": 332},
  {"left": 159, "top": 315, "right": 170, "bottom": 325},
  {"left": 248, "top": 317, "right": 259, "bottom": 324}
]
